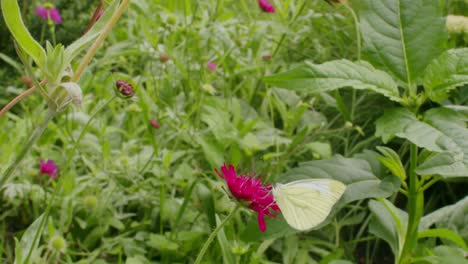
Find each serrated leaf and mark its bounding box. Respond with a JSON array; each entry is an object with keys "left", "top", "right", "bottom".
[
  {"left": 423, "top": 48, "right": 468, "bottom": 102},
  {"left": 416, "top": 108, "right": 468, "bottom": 177},
  {"left": 375, "top": 108, "right": 460, "bottom": 154},
  {"left": 358, "top": 0, "right": 447, "bottom": 85},
  {"left": 263, "top": 60, "right": 401, "bottom": 102}
]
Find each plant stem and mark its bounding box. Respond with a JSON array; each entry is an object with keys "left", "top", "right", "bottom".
[
  {"left": 24, "top": 181, "right": 60, "bottom": 264},
  {"left": 194, "top": 205, "right": 241, "bottom": 264},
  {"left": 344, "top": 3, "right": 361, "bottom": 60},
  {"left": 71, "top": 0, "right": 131, "bottom": 82},
  {"left": 64, "top": 95, "right": 116, "bottom": 170},
  {"left": 0, "top": 110, "right": 56, "bottom": 187},
  {"left": 399, "top": 144, "right": 423, "bottom": 263}
]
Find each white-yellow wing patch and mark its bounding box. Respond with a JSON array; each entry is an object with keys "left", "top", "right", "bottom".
[{"left": 273, "top": 179, "right": 346, "bottom": 231}]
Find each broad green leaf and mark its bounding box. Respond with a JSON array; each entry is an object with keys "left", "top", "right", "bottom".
[
  {"left": 14, "top": 213, "right": 45, "bottom": 264},
  {"left": 376, "top": 146, "right": 407, "bottom": 181},
  {"left": 1, "top": 0, "right": 46, "bottom": 68},
  {"left": 416, "top": 108, "right": 468, "bottom": 177},
  {"left": 369, "top": 199, "right": 407, "bottom": 260},
  {"left": 421, "top": 245, "right": 468, "bottom": 264},
  {"left": 420, "top": 196, "right": 468, "bottom": 230},
  {"left": 423, "top": 48, "right": 468, "bottom": 102},
  {"left": 357, "top": 0, "right": 447, "bottom": 85},
  {"left": 420, "top": 194, "right": 468, "bottom": 242},
  {"left": 147, "top": 234, "right": 179, "bottom": 252},
  {"left": 375, "top": 108, "right": 460, "bottom": 154},
  {"left": 263, "top": 60, "right": 401, "bottom": 102},
  {"left": 418, "top": 228, "right": 468, "bottom": 251}
]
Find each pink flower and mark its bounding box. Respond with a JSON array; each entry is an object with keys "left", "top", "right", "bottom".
[
  {"left": 207, "top": 62, "right": 216, "bottom": 72},
  {"left": 35, "top": 6, "right": 62, "bottom": 24},
  {"left": 115, "top": 80, "right": 135, "bottom": 98},
  {"left": 150, "top": 119, "right": 160, "bottom": 129},
  {"left": 258, "top": 0, "right": 275, "bottom": 13},
  {"left": 215, "top": 164, "right": 280, "bottom": 232},
  {"left": 40, "top": 159, "right": 58, "bottom": 179}
]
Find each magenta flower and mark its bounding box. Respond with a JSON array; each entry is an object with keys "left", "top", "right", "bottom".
[
  {"left": 215, "top": 164, "right": 280, "bottom": 232},
  {"left": 35, "top": 6, "right": 62, "bottom": 24},
  {"left": 258, "top": 0, "right": 275, "bottom": 13},
  {"left": 40, "top": 159, "right": 58, "bottom": 179},
  {"left": 115, "top": 80, "right": 135, "bottom": 98},
  {"left": 207, "top": 62, "right": 216, "bottom": 72}
]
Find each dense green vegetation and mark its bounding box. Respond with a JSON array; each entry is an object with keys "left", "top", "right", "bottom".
[{"left": 1, "top": 0, "right": 467, "bottom": 263}]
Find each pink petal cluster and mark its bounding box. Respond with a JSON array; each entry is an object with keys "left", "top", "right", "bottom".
[
  {"left": 207, "top": 62, "right": 216, "bottom": 72},
  {"left": 258, "top": 0, "right": 275, "bottom": 13},
  {"left": 35, "top": 7, "right": 63, "bottom": 24},
  {"left": 115, "top": 80, "right": 135, "bottom": 98},
  {"left": 215, "top": 164, "right": 279, "bottom": 232},
  {"left": 40, "top": 159, "right": 59, "bottom": 179}
]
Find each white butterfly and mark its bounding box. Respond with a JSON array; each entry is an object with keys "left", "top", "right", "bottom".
[{"left": 273, "top": 179, "right": 346, "bottom": 231}]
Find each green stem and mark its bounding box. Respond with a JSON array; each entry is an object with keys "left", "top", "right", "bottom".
[
  {"left": 194, "top": 205, "right": 241, "bottom": 264},
  {"left": 64, "top": 96, "right": 116, "bottom": 169},
  {"left": 71, "top": 0, "right": 131, "bottom": 82},
  {"left": 24, "top": 181, "right": 60, "bottom": 264},
  {"left": 399, "top": 144, "right": 423, "bottom": 263},
  {"left": 344, "top": 3, "right": 361, "bottom": 60},
  {"left": 0, "top": 110, "right": 56, "bottom": 187}
]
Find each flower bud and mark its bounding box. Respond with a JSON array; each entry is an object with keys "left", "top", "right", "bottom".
[
  {"left": 202, "top": 84, "right": 216, "bottom": 95},
  {"left": 84, "top": 195, "right": 98, "bottom": 211},
  {"left": 150, "top": 119, "right": 161, "bottom": 129},
  {"left": 115, "top": 80, "right": 135, "bottom": 98},
  {"left": 50, "top": 234, "right": 67, "bottom": 253},
  {"left": 159, "top": 53, "right": 170, "bottom": 63}
]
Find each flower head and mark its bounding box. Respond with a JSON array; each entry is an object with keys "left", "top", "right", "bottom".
[
  {"left": 258, "top": 0, "right": 275, "bottom": 13},
  {"left": 40, "top": 159, "right": 58, "bottom": 179},
  {"left": 207, "top": 61, "right": 216, "bottom": 72},
  {"left": 115, "top": 80, "right": 135, "bottom": 98},
  {"left": 215, "top": 164, "right": 279, "bottom": 232},
  {"left": 35, "top": 6, "right": 62, "bottom": 24}
]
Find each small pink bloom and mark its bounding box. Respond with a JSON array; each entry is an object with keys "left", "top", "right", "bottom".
[
  {"left": 258, "top": 0, "right": 275, "bottom": 13},
  {"left": 215, "top": 164, "right": 280, "bottom": 232},
  {"left": 150, "top": 119, "right": 160, "bottom": 129},
  {"left": 35, "top": 6, "right": 62, "bottom": 24},
  {"left": 115, "top": 80, "right": 135, "bottom": 98},
  {"left": 35, "top": 7, "right": 48, "bottom": 20},
  {"left": 207, "top": 62, "right": 216, "bottom": 72},
  {"left": 40, "top": 159, "right": 59, "bottom": 179},
  {"left": 48, "top": 8, "right": 62, "bottom": 24},
  {"left": 96, "top": 9, "right": 104, "bottom": 20}
]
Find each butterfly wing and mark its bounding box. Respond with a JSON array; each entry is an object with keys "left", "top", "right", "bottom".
[{"left": 273, "top": 179, "right": 346, "bottom": 231}]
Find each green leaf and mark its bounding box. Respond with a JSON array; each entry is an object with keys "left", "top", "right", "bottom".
[
  {"left": 369, "top": 199, "right": 407, "bottom": 259},
  {"left": 215, "top": 215, "right": 236, "bottom": 264},
  {"left": 14, "top": 213, "right": 45, "bottom": 264},
  {"left": 416, "top": 108, "right": 468, "bottom": 177},
  {"left": 64, "top": 0, "right": 120, "bottom": 62},
  {"left": 240, "top": 214, "right": 296, "bottom": 242},
  {"left": 376, "top": 146, "right": 407, "bottom": 181},
  {"left": 1, "top": 0, "right": 46, "bottom": 68},
  {"left": 357, "top": 0, "right": 447, "bottom": 85},
  {"left": 421, "top": 245, "right": 468, "bottom": 264},
  {"left": 147, "top": 234, "right": 179, "bottom": 252},
  {"left": 418, "top": 228, "right": 468, "bottom": 251},
  {"left": 423, "top": 48, "right": 468, "bottom": 102},
  {"left": 375, "top": 108, "right": 460, "bottom": 154},
  {"left": 419, "top": 194, "right": 468, "bottom": 242},
  {"left": 263, "top": 60, "right": 401, "bottom": 102}
]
